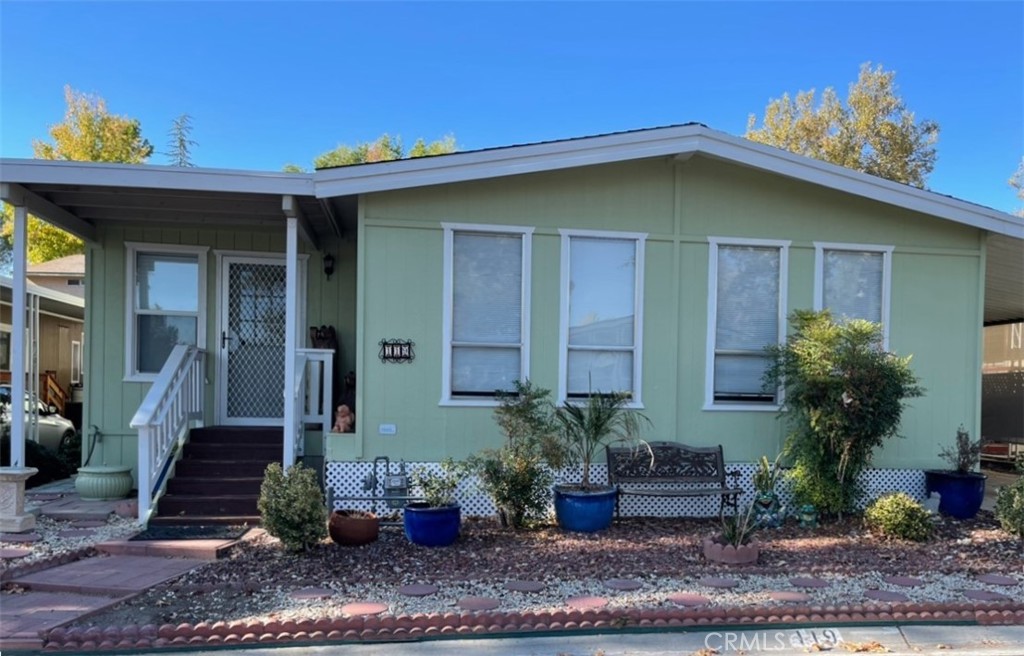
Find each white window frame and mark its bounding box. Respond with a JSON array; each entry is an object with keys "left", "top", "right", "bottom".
[
  {"left": 0, "top": 322, "right": 10, "bottom": 372},
  {"left": 440, "top": 222, "right": 533, "bottom": 407},
  {"left": 124, "top": 242, "right": 209, "bottom": 382},
  {"left": 704, "top": 237, "right": 790, "bottom": 412},
  {"left": 814, "top": 242, "right": 893, "bottom": 348},
  {"left": 71, "top": 339, "right": 82, "bottom": 385},
  {"left": 558, "top": 228, "right": 646, "bottom": 407}
]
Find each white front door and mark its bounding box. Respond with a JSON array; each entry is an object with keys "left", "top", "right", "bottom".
[{"left": 217, "top": 255, "right": 303, "bottom": 425}]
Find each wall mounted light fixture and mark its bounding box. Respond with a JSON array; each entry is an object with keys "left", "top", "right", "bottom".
[{"left": 323, "top": 252, "right": 335, "bottom": 280}]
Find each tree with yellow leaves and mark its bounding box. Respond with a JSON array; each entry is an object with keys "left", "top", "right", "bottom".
[
  {"left": 1, "top": 86, "right": 153, "bottom": 267},
  {"left": 746, "top": 63, "right": 939, "bottom": 189}
]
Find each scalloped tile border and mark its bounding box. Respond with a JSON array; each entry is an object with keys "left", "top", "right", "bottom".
[{"left": 39, "top": 601, "right": 1024, "bottom": 650}]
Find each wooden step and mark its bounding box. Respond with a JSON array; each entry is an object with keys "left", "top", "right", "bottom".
[
  {"left": 158, "top": 494, "right": 259, "bottom": 517},
  {"left": 174, "top": 459, "right": 273, "bottom": 478},
  {"left": 182, "top": 442, "right": 281, "bottom": 461},
  {"left": 188, "top": 426, "right": 283, "bottom": 445},
  {"left": 166, "top": 476, "right": 264, "bottom": 496},
  {"left": 148, "top": 514, "right": 261, "bottom": 527}
]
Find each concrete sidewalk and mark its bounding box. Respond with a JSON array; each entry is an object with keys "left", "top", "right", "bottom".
[{"left": 101, "top": 623, "right": 1024, "bottom": 655}]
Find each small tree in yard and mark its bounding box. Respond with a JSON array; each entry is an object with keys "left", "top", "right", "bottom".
[
  {"left": 470, "top": 380, "right": 561, "bottom": 529},
  {"left": 765, "top": 310, "right": 924, "bottom": 519},
  {"left": 258, "top": 462, "right": 327, "bottom": 551}
]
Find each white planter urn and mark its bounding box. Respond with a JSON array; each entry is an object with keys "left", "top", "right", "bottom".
[{"left": 75, "top": 465, "right": 133, "bottom": 501}]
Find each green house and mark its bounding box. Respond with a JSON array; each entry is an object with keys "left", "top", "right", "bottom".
[{"left": 3, "top": 125, "right": 1022, "bottom": 523}]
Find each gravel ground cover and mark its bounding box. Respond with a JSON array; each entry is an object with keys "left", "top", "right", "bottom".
[
  {"left": 0, "top": 515, "right": 138, "bottom": 574},
  {"left": 20, "top": 511, "right": 1020, "bottom": 629}
]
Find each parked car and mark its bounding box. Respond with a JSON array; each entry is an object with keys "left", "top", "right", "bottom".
[{"left": 0, "top": 384, "right": 77, "bottom": 453}]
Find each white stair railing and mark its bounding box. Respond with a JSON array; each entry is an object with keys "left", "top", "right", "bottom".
[
  {"left": 130, "top": 345, "right": 205, "bottom": 525},
  {"left": 285, "top": 348, "right": 335, "bottom": 467},
  {"left": 299, "top": 348, "right": 334, "bottom": 435}
]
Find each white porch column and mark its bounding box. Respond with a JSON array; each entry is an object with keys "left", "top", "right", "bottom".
[
  {"left": 9, "top": 204, "right": 28, "bottom": 467},
  {"left": 282, "top": 215, "right": 299, "bottom": 468}
]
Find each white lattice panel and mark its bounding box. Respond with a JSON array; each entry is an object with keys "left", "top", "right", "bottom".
[{"left": 325, "top": 460, "right": 925, "bottom": 519}]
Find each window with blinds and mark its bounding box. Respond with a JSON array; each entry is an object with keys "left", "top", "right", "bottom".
[
  {"left": 816, "top": 244, "right": 892, "bottom": 345},
  {"left": 442, "top": 225, "right": 532, "bottom": 402},
  {"left": 560, "top": 231, "right": 645, "bottom": 402},
  {"left": 707, "top": 239, "right": 788, "bottom": 406}
]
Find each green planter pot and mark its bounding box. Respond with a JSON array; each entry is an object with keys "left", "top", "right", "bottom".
[{"left": 75, "top": 466, "right": 133, "bottom": 501}]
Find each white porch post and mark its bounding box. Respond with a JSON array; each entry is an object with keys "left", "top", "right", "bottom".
[
  {"left": 282, "top": 214, "right": 299, "bottom": 469},
  {"left": 9, "top": 204, "right": 28, "bottom": 467}
]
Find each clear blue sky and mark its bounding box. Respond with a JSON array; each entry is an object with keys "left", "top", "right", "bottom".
[{"left": 1, "top": 2, "right": 1021, "bottom": 213}]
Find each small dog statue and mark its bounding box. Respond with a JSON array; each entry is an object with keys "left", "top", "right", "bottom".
[{"left": 333, "top": 404, "right": 354, "bottom": 433}]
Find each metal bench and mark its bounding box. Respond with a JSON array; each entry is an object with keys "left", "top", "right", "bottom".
[{"left": 606, "top": 441, "right": 742, "bottom": 519}]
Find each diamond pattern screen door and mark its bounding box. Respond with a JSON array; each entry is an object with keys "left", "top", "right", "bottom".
[{"left": 217, "top": 256, "right": 296, "bottom": 425}]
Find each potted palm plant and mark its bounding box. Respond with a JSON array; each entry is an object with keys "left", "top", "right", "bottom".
[
  {"left": 924, "top": 426, "right": 986, "bottom": 519},
  {"left": 552, "top": 391, "right": 650, "bottom": 533},
  {"left": 703, "top": 503, "right": 760, "bottom": 564},
  {"left": 404, "top": 458, "right": 467, "bottom": 547}
]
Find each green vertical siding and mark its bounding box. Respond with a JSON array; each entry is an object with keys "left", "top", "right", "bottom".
[
  {"left": 83, "top": 156, "right": 985, "bottom": 474},
  {"left": 335, "top": 156, "right": 984, "bottom": 469},
  {"left": 83, "top": 225, "right": 357, "bottom": 478}
]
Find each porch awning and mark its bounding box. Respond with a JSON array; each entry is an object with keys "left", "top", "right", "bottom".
[{"left": 0, "top": 160, "right": 349, "bottom": 247}]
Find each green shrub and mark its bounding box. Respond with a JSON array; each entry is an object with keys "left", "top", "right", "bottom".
[
  {"left": 410, "top": 458, "right": 469, "bottom": 508},
  {"left": 0, "top": 435, "right": 72, "bottom": 488},
  {"left": 471, "top": 448, "right": 552, "bottom": 529},
  {"left": 471, "top": 380, "right": 558, "bottom": 529},
  {"left": 937, "top": 425, "right": 981, "bottom": 474},
  {"left": 58, "top": 431, "right": 81, "bottom": 475},
  {"left": 994, "top": 459, "right": 1024, "bottom": 549},
  {"left": 864, "top": 492, "right": 933, "bottom": 542},
  {"left": 765, "top": 310, "right": 924, "bottom": 519},
  {"left": 257, "top": 462, "right": 327, "bottom": 551}
]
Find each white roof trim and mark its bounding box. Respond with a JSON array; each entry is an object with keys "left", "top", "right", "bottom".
[
  {"left": 0, "top": 158, "right": 314, "bottom": 196},
  {"left": 313, "top": 124, "right": 1024, "bottom": 240},
  {"left": 2, "top": 125, "right": 1021, "bottom": 240},
  {"left": 0, "top": 274, "right": 85, "bottom": 308},
  {"left": 313, "top": 127, "right": 704, "bottom": 197}
]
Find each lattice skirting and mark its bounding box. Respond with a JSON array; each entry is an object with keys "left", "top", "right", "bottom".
[{"left": 324, "top": 461, "right": 926, "bottom": 519}]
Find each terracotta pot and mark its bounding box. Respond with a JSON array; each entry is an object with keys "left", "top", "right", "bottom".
[
  {"left": 702, "top": 537, "right": 760, "bottom": 565},
  {"left": 329, "top": 510, "right": 380, "bottom": 546}
]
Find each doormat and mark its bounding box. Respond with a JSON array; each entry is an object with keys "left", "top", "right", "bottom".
[{"left": 129, "top": 525, "right": 251, "bottom": 541}]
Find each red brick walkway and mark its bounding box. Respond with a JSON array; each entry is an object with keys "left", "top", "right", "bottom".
[{"left": 1, "top": 553, "right": 205, "bottom": 650}]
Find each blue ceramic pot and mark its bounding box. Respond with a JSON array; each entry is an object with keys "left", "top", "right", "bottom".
[
  {"left": 924, "top": 470, "right": 987, "bottom": 519},
  {"left": 403, "top": 502, "right": 461, "bottom": 546},
  {"left": 553, "top": 486, "right": 617, "bottom": 533}
]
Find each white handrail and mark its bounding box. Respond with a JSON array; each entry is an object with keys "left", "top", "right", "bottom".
[
  {"left": 299, "top": 348, "right": 334, "bottom": 434},
  {"left": 284, "top": 348, "right": 335, "bottom": 467},
  {"left": 286, "top": 352, "right": 307, "bottom": 466},
  {"left": 130, "top": 345, "right": 205, "bottom": 525}
]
